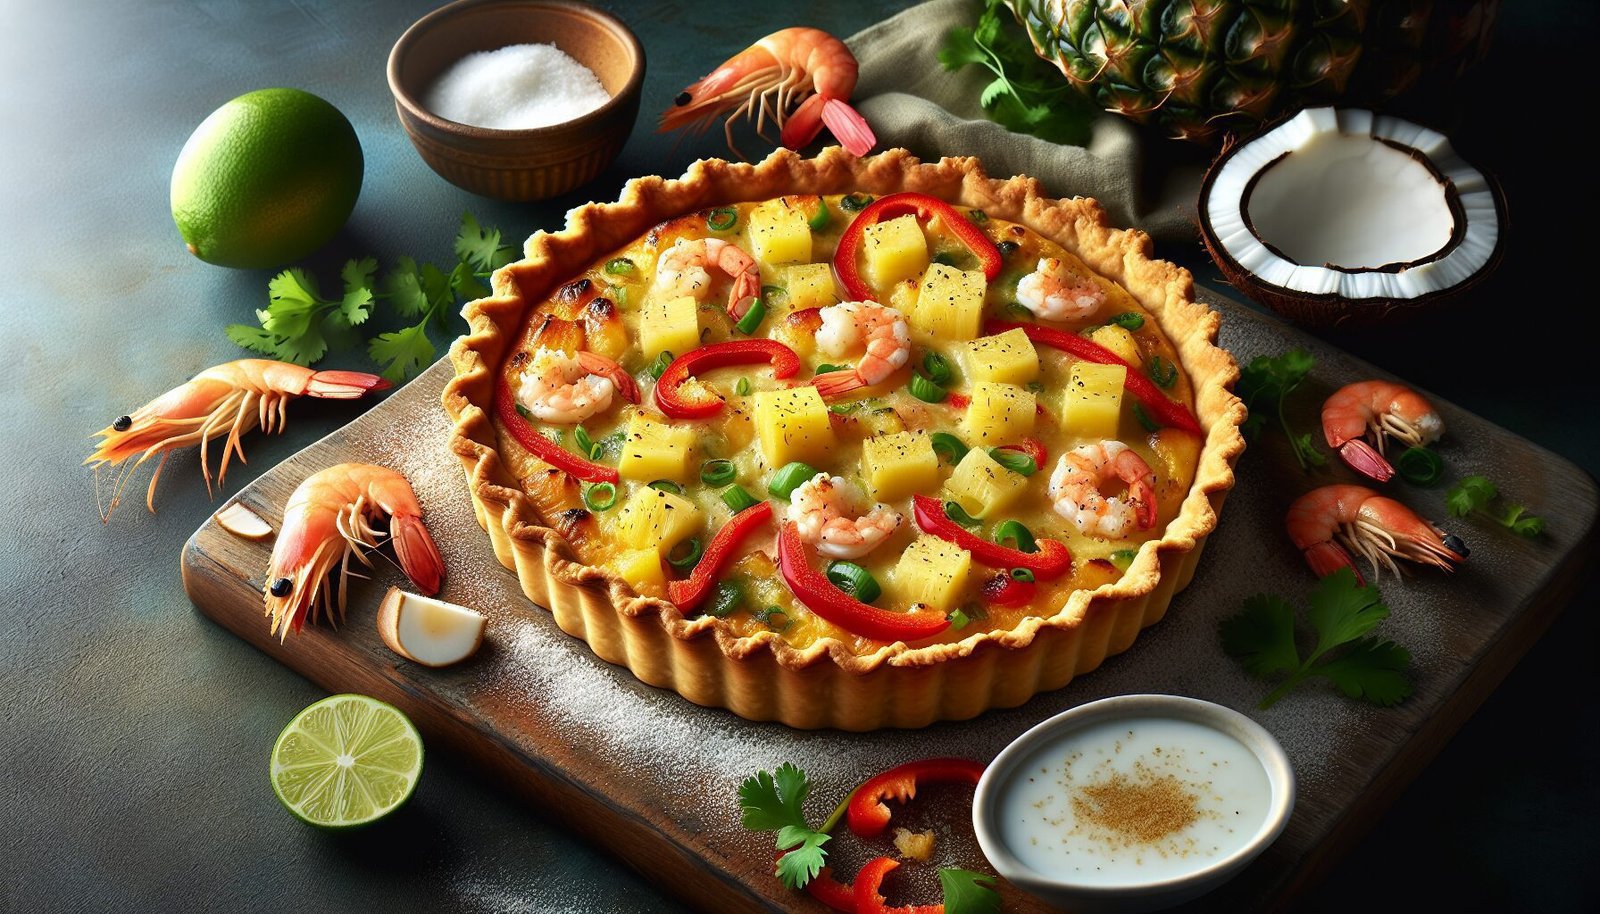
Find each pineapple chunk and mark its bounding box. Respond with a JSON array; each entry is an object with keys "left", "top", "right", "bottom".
[
  {"left": 945, "top": 447, "right": 1029, "bottom": 519},
  {"left": 785, "top": 262, "right": 838, "bottom": 312},
  {"left": 640, "top": 294, "right": 699, "bottom": 360},
  {"left": 1089, "top": 324, "right": 1142, "bottom": 367},
  {"left": 958, "top": 328, "right": 1039, "bottom": 386},
  {"left": 910, "top": 263, "right": 987, "bottom": 342},
  {"left": 752, "top": 387, "right": 835, "bottom": 467},
  {"left": 861, "top": 431, "right": 940, "bottom": 502},
  {"left": 1061, "top": 362, "right": 1127, "bottom": 438},
  {"left": 619, "top": 413, "right": 696, "bottom": 482},
  {"left": 888, "top": 535, "right": 972, "bottom": 612},
  {"left": 962, "top": 382, "right": 1036, "bottom": 446},
  {"left": 863, "top": 214, "right": 929, "bottom": 288},
  {"left": 749, "top": 199, "right": 811, "bottom": 266},
  {"left": 611, "top": 548, "right": 666, "bottom": 591},
  {"left": 614, "top": 487, "right": 703, "bottom": 554}
]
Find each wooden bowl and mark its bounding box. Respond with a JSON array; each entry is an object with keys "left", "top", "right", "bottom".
[{"left": 387, "top": 0, "right": 644, "bottom": 201}]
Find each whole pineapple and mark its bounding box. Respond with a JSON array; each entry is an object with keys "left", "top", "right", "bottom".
[{"left": 1009, "top": 0, "right": 1500, "bottom": 142}]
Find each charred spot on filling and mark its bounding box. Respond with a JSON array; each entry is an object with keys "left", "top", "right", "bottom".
[
  {"left": 268, "top": 577, "right": 293, "bottom": 597},
  {"left": 557, "top": 508, "right": 592, "bottom": 525},
  {"left": 509, "top": 350, "right": 529, "bottom": 368},
  {"left": 557, "top": 278, "right": 594, "bottom": 303},
  {"left": 588, "top": 297, "right": 617, "bottom": 320}
]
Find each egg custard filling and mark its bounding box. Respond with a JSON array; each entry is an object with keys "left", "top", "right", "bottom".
[{"left": 489, "top": 191, "right": 1203, "bottom": 656}]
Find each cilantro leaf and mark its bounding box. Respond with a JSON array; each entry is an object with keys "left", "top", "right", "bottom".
[
  {"left": 1314, "top": 638, "right": 1413, "bottom": 706},
  {"left": 738, "top": 763, "right": 809, "bottom": 832},
  {"left": 455, "top": 211, "right": 517, "bottom": 273},
  {"left": 773, "top": 831, "right": 830, "bottom": 890},
  {"left": 449, "top": 260, "right": 490, "bottom": 309},
  {"left": 937, "top": 26, "right": 987, "bottom": 69},
  {"left": 368, "top": 323, "right": 434, "bottom": 383},
  {"left": 939, "top": 0, "right": 1094, "bottom": 146},
  {"left": 940, "top": 868, "right": 1001, "bottom": 914},
  {"left": 1236, "top": 348, "right": 1325, "bottom": 471},
  {"left": 1304, "top": 567, "right": 1388, "bottom": 658},
  {"left": 268, "top": 268, "right": 321, "bottom": 309},
  {"left": 1446, "top": 475, "right": 1544, "bottom": 537},
  {"left": 1219, "top": 594, "right": 1301, "bottom": 677},
  {"left": 337, "top": 257, "right": 378, "bottom": 326},
  {"left": 225, "top": 323, "right": 286, "bottom": 357}
]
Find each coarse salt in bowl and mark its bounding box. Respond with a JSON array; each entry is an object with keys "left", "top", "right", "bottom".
[{"left": 424, "top": 43, "right": 612, "bottom": 131}]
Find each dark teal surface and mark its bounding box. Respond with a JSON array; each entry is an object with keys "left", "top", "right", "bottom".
[{"left": 3, "top": 2, "right": 1595, "bottom": 912}]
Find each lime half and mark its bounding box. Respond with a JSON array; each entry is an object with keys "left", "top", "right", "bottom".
[{"left": 270, "top": 694, "right": 423, "bottom": 829}]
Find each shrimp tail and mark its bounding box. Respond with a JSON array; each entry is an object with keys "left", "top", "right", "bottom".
[
  {"left": 390, "top": 513, "right": 445, "bottom": 596},
  {"left": 576, "top": 351, "right": 640, "bottom": 404},
  {"left": 1338, "top": 439, "right": 1396, "bottom": 482},
  {"left": 304, "top": 369, "right": 391, "bottom": 399},
  {"left": 812, "top": 369, "right": 866, "bottom": 400},
  {"left": 1304, "top": 541, "right": 1363, "bottom": 583}
]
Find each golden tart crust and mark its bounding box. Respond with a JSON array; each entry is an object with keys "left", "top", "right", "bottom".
[{"left": 443, "top": 148, "right": 1246, "bottom": 730}]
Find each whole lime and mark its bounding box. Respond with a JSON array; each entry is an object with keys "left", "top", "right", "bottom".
[{"left": 171, "top": 88, "right": 363, "bottom": 269}]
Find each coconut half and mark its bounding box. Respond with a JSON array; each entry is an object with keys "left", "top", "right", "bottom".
[
  {"left": 1200, "top": 107, "right": 1505, "bottom": 327},
  {"left": 376, "top": 586, "right": 486, "bottom": 668}
]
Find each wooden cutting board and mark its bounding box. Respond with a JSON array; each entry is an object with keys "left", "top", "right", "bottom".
[{"left": 182, "top": 290, "right": 1597, "bottom": 912}]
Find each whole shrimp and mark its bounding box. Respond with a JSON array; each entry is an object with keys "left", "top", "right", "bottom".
[
  {"left": 654, "top": 237, "right": 762, "bottom": 321},
  {"left": 1322, "top": 380, "right": 1443, "bottom": 482},
  {"left": 810, "top": 301, "right": 910, "bottom": 399},
  {"left": 788, "top": 473, "right": 901, "bottom": 559},
  {"left": 1049, "top": 441, "right": 1157, "bottom": 538},
  {"left": 514, "top": 346, "right": 639, "bottom": 424},
  {"left": 1286, "top": 484, "right": 1466, "bottom": 582},
  {"left": 659, "top": 26, "right": 876, "bottom": 158},
  {"left": 86, "top": 359, "right": 388, "bottom": 521},
  {"left": 264, "top": 463, "right": 444, "bottom": 640},
  {"left": 1015, "top": 257, "right": 1106, "bottom": 322}
]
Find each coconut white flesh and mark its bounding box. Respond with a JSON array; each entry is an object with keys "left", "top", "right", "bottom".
[
  {"left": 1205, "top": 107, "right": 1500, "bottom": 300},
  {"left": 215, "top": 501, "right": 273, "bottom": 540},
  {"left": 377, "top": 587, "right": 485, "bottom": 667}
]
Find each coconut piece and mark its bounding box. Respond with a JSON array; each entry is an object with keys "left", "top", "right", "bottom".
[
  {"left": 215, "top": 501, "right": 273, "bottom": 540},
  {"left": 376, "top": 586, "right": 486, "bottom": 668},
  {"left": 1199, "top": 107, "right": 1505, "bottom": 327}
]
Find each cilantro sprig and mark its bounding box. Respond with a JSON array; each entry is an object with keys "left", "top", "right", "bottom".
[
  {"left": 226, "top": 212, "right": 517, "bottom": 382},
  {"left": 1237, "top": 348, "right": 1327, "bottom": 471},
  {"left": 1447, "top": 475, "right": 1545, "bottom": 537},
  {"left": 1221, "top": 568, "right": 1413, "bottom": 709},
  {"left": 941, "top": 868, "right": 1001, "bottom": 914},
  {"left": 939, "top": 0, "right": 1094, "bottom": 145}
]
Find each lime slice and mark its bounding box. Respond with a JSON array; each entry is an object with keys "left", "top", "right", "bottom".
[{"left": 270, "top": 694, "right": 423, "bottom": 828}]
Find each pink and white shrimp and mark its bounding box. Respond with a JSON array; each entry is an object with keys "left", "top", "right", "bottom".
[
  {"left": 655, "top": 237, "right": 762, "bottom": 320},
  {"left": 1015, "top": 257, "right": 1106, "bottom": 322},
  {"left": 1322, "top": 380, "right": 1443, "bottom": 482},
  {"left": 85, "top": 358, "right": 389, "bottom": 520},
  {"left": 788, "top": 473, "right": 901, "bottom": 559},
  {"left": 1049, "top": 441, "right": 1157, "bottom": 538},
  {"left": 810, "top": 301, "right": 910, "bottom": 399},
  {"left": 658, "top": 26, "right": 876, "bottom": 158},
  {"left": 1286, "top": 484, "right": 1466, "bottom": 581},
  {"left": 514, "top": 347, "right": 639, "bottom": 424},
  {"left": 264, "top": 463, "right": 445, "bottom": 640}
]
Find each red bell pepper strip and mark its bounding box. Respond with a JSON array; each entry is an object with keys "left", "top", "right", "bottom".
[
  {"left": 847, "top": 757, "right": 988, "bottom": 839},
  {"left": 910, "top": 495, "right": 1072, "bottom": 580},
  {"left": 804, "top": 866, "right": 859, "bottom": 913},
  {"left": 667, "top": 501, "right": 773, "bottom": 611},
  {"left": 997, "top": 436, "right": 1047, "bottom": 469},
  {"left": 984, "top": 319, "right": 1203, "bottom": 435},
  {"left": 655, "top": 339, "right": 802, "bottom": 419},
  {"left": 834, "top": 193, "right": 1003, "bottom": 302},
  {"left": 496, "top": 376, "right": 618, "bottom": 483},
  {"left": 980, "top": 571, "right": 1036, "bottom": 608},
  {"left": 776, "top": 521, "right": 950, "bottom": 642},
  {"left": 854, "top": 857, "right": 944, "bottom": 914}
]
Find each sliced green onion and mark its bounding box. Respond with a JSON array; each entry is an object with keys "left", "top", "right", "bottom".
[
  {"left": 721, "top": 485, "right": 761, "bottom": 513},
  {"left": 755, "top": 605, "right": 792, "bottom": 632},
  {"left": 700, "top": 459, "right": 737, "bottom": 487},
  {"left": 582, "top": 482, "right": 617, "bottom": 511},
  {"left": 829, "top": 402, "right": 862, "bottom": 415},
  {"left": 1010, "top": 567, "right": 1035, "bottom": 583},
  {"left": 735, "top": 296, "right": 768, "bottom": 335},
  {"left": 807, "top": 200, "right": 831, "bottom": 231},
  {"left": 932, "top": 252, "right": 960, "bottom": 268},
  {"left": 947, "top": 607, "right": 971, "bottom": 629},
  {"left": 768, "top": 461, "right": 818, "bottom": 499},
  {"left": 734, "top": 377, "right": 752, "bottom": 396},
  {"left": 609, "top": 284, "right": 630, "bottom": 308},
  {"left": 997, "top": 240, "right": 1020, "bottom": 257},
  {"left": 1132, "top": 401, "right": 1161, "bottom": 432},
  {"left": 706, "top": 207, "right": 738, "bottom": 232},
  {"left": 761, "top": 284, "right": 787, "bottom": 304},
  {"left": 815, "top": 363, "right": 848, "bottom": 375},
  {"left": 1147, "top": 355, "right": 1177, "bottom": 389},
  {"left": 922, "top": 352, "right": 953, "bottom": 385},
  {"left": 1025, "top": 379, "right": 1044, "bottom": 393},
  {"left": 930, "top": 432, "right": 968, "bottom": 465},
  {"left": 826, "top": 561, "right": 881, "bottom": 604},
  {"left": 667, "top": 537, "right": 704, "bottom": 569},
  {"left": 966, "top": 209, "right": 989, "bottom": 223},
  {"left": 514, "top": 403, "right": 535, "bottom": 421},
  {"left": 707, "top": 580, "right": 744, "bottom": 618},
  {"left": 1108, "top": 312, "right": 1145, "bottom": 331},
  {"left": 988, "top": 447, "right": 1037, "bottom": 477},
  {"left": 1109, "top": 549, "right": 1138, "bottom": 571},
  {"left": 909, "top": 373, "right": 947, "bottom": 403},
  {"left": 574, "top": 426, "right": 602, "bottom": 460},
  {"left": 1003, "top": 302, "right": 1033, "bottom": 319},
  {"left": 604, "top": 257, "right": 636, "bottom": 276},
  {"left": 993, "top": 520, "right": 1037, "bottom": 553},
  {"left": 944, "top": 500, "right": 982, "bottom": 529},
  {"left": 648, "top": 350, "right": 673, "bottom": 380},
  {"left": 649, "top": 479, "right": 684, "bottom": 495},
  {"left": 1396, "top": 447, "right": 1444, "bottom": 486},
  {"left": 840, "top": 193, "right": 873, "bottom": 212}
]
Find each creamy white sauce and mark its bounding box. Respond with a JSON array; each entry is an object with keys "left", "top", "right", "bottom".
[{"left": 997, "top": 716, "right": 1272, "bottom": 886}]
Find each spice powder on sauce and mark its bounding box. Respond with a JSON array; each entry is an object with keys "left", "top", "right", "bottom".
[{"left": 1070, "top": 760, "right": 1201, "bottom": 846}]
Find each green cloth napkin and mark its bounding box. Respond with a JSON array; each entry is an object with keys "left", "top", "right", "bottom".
[{"left": 846, "top": 0, "right": 1205, "bottom": 241}]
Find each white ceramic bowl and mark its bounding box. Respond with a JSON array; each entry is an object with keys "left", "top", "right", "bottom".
[{"left": 972, "top": 694, "right": 1295, "bottom": 914}]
